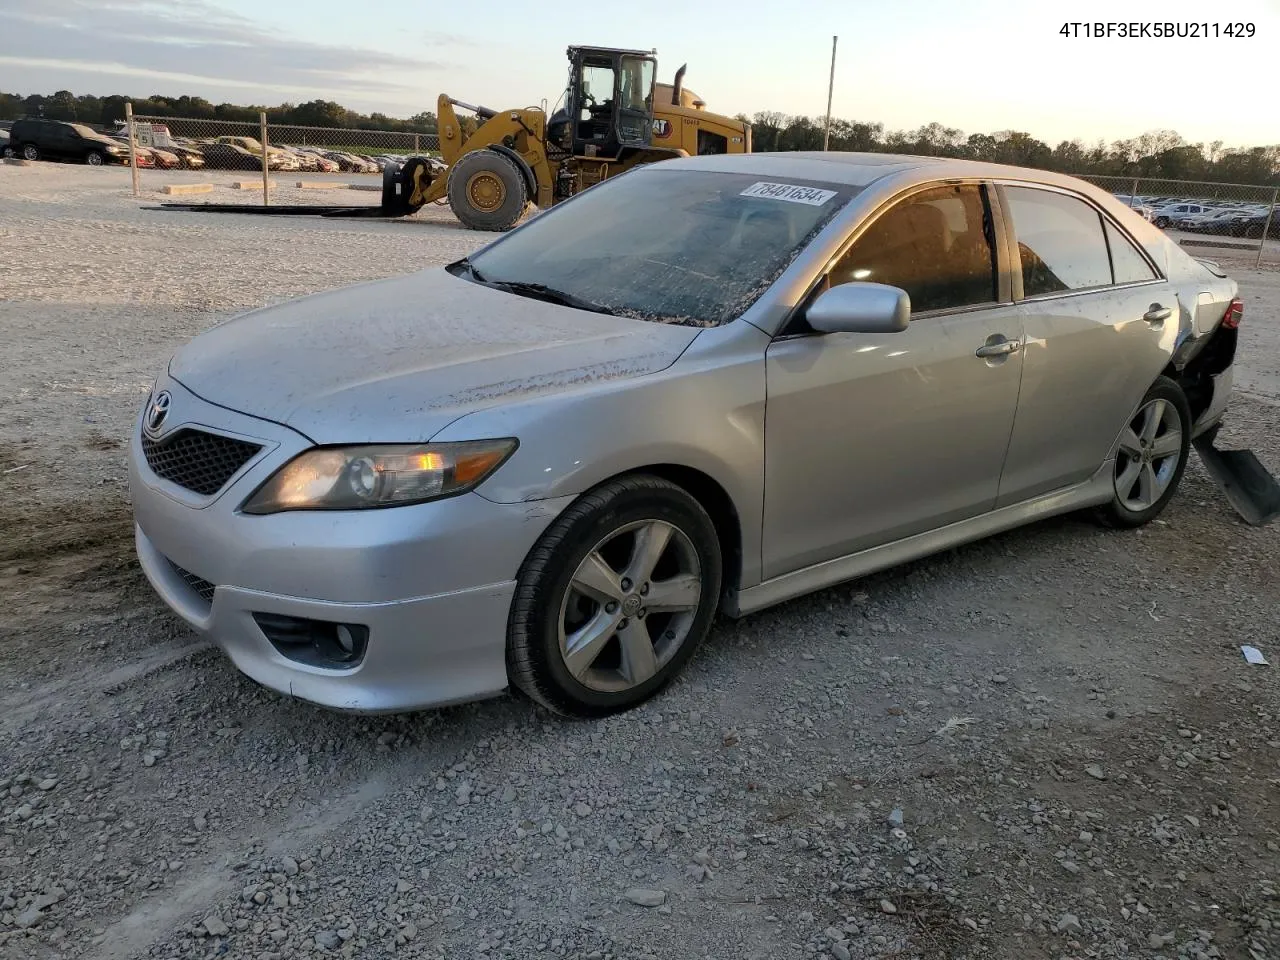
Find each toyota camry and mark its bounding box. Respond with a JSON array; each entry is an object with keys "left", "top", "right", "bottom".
[{"left": 128, "top": 151, "right": 1242, "bottom": 717}]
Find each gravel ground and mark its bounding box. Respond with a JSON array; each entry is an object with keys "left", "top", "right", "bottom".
[{"left": 2, "top": 163, "right": 1279, "bottom": 960}]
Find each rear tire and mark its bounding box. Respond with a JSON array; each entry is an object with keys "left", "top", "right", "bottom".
[
  {"left": 446, "top": 149, "right": 530, "bottom": 232},
  {"left": 1094, "top": 376, "right": 1191, "bottom": 529},
  {"left": 506, "top": 475, "right": 722, "bottom": 718},
  {"left": 21, "top": 144, "right": 40, "bottom": 161}
]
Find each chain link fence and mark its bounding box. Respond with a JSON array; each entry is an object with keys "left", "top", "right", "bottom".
[
  {"left": 120, "top": 106, "right": 441, "bottom": 206},
  {"left": 1075, "top": 174, "right": 1278, "bottom": 267},
  {"left": 108, "top": 106, "right": 1280, "bottom": 262}
]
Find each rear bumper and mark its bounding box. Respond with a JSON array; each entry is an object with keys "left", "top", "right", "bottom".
[{"left": 1192, "top": 365, "right": 1233, "bottom": 438}]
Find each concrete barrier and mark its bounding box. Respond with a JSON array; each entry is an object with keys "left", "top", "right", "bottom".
[
  {"left": 296, "top": 181, "right": 350, "bottom": 190},
  {"left": 348, "top": 184, "right": 381, "bottom": 192},
  {"left": 3, "top": 158, "right": 33, "bottom": 166},
  {"left": 232, "top": 180, "right": 275, "bottom": 190},
  {"left": 161, "top": 183, "right": 214, "bottom": 196}
]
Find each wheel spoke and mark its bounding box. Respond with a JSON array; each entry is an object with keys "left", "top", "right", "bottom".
[
  {"left": 1116, "top": 458, "right": 1142, "bottom": 498},
  {"left": 1118, "top": 426, "right": 1143, "bottom": 457},
  {"left": 626, "top": 521, "right": 674, "bottom": 585},
  {"left": 571, "top": 550, "right": 624, "bottom": 604},
  {"left": 643, "top": 574, "right": 701, "bottom": 613},
  {"left": 1151, "top": 428, "right": 1182, "bottom": 459},
  {"left": 1138, "top": 463, "right": 1158, "bottom": 506},
  {"left": 562, "top": 609, "right": 621, "bottom": 680},
  {"left": 1140, "top": 401, "right": 1166, "bottom": 442},
  {"left": 617, "top": 619, "right": 659, "bottom": 685}
]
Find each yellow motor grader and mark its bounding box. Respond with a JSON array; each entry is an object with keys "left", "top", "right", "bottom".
[{"left": 159, "top": 45, "right": 751, "bottom": 231}]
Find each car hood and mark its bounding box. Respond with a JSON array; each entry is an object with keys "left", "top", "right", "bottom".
[{"left": 168, "top": 268, "right": 702, "bottom": 444}]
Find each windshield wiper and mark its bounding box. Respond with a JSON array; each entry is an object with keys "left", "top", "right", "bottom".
[
  {"left": 482, "top": 279, "right": 617, "bottom": 316},
  {"left": 451, "top": 256, "right": 487, "bottom": 283}
]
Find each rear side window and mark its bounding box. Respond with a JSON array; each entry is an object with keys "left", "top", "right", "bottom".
[
  {"left": 1103, "top": 219, "right": 1158, "bottom": 284},
  {"left": 1004, "top": 186, "right": 1112, "bottom": 296}
]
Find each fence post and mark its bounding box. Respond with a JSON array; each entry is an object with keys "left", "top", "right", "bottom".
[
  {"left": 1130, "top": 177, "right": 1139, "bottom": 209},
  {"left": 1258, "top": 187, "right": 1279, "bottom": 269},
  {"left": 125, "top": 102, "right": 139, "bottom": 197},
  {"left": 414, "top": 133, "right": 421, "bottom": 155},
  {"left": 260, "top": 111, "right": 270, "bottom": 207}
]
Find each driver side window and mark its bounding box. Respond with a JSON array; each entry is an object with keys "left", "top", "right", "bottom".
[{"left": 828, "top": 183, "right": 998, "bottom": 314}]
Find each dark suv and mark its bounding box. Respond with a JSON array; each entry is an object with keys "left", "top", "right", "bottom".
[{"left": 7, "top": 118, "right": 130, "bottom": 166}]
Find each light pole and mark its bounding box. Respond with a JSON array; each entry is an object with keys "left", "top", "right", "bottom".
[{"left": 823, "top": 36, "right": 838, "bottom": 151}]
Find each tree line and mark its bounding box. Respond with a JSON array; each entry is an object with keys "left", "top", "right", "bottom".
[
  {"left": 3, "top": 89, "right": 1276, "bottom": 186},
  {"left": 743, "top": 114, "right": 1279, "bottom": 187},
  {"left": 0, "top": 91, "right": 437, "bottom": 135}
]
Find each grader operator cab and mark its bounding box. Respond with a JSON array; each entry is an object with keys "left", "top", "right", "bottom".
[{"left": 157, "top": 44, "right": 751, "bottom": 231}]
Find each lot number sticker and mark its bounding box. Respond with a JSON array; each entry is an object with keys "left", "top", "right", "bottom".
[{"left": 740, "top": 181, "right": 837, "bottom": 206}]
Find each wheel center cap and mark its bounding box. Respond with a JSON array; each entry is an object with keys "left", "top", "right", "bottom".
[{"left": 622, "top": 595, "right": 642, "bottom": 615}]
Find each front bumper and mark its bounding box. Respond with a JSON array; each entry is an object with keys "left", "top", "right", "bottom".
[{"left": 128, "top": 377, "right": 574, "bottom": 713}]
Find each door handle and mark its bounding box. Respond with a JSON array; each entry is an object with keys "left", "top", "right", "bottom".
[
  {"left": 1144, "top": 304, "right": 1172, "bottom": 324},
  {"left": 975, "top": 339, "right": 1021, "bottom": 359}
]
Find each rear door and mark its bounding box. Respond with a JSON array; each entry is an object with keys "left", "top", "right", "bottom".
[
  {"left": 762, "top": 181, "right": 1026, "bottom": 577},
  {"left": 991, "top": 182, "right": 1176, "bottom": 506},
  {"left": 47, "top": 122, "right": 79, "bottom": 160}
]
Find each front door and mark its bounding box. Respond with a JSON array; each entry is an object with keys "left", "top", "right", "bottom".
[{"left": 762, "top": 182, "right": 1025, "bottom": 579}]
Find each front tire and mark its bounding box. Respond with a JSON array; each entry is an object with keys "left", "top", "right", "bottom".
[
  {"left": 446, "top": 149, "right": 530, "bottom": 232},
  {"left": 85, "top": 150, "right": 104, "bottom": 166},
  {"left": 1154, "top": 216, "right": 1170, "bottom": 229},
  {"left": 506, "top": 475, "right": 723, "bottom": 718},
  {"left": 1094, "top": 376, "right": 1191, "bottom": 529}
]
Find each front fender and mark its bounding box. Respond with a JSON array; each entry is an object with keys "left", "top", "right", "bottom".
[{"left": 428, "top": 322, "right": 770, "bottom": 587}]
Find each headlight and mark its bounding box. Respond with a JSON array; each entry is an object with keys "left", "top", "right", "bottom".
[
  {"left": 106, "top": 144, "right": 123, "bottom": 153},
  {"left": 240, "top": 439, "right": 518, "bottom": 514}
]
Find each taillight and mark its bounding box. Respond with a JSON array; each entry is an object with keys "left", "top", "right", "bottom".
[{"left": 1222, "top": 297, "right": 1243, "bottom": 330}]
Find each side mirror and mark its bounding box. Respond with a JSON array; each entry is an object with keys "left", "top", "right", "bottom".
[{"left": 805, "top": 282, "right": 911, "bottom": 335}]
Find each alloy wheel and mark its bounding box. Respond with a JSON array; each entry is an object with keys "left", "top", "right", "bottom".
[
  {"left": 556, "top": 519, "right": 703, "bottom": 694},
  {"left": 1114, "top": 398, "right": 1182, "bottom": 512}
]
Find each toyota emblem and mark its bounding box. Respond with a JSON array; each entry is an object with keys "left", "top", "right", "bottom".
[{"left": 145, "top": 390, "right": 172, "bottom": 435}]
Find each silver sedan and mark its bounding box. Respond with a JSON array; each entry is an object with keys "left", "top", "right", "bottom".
[{"left": 128, "top": 152, "right": 1242, "bottom": 717}]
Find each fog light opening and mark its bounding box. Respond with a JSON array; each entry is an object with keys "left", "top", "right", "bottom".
[{"left": 253, "top": 613, "right": 369, "bottom": 669}]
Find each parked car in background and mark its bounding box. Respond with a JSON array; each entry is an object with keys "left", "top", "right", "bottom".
[
  {"left": 1175, "top": 209, "right": 1244, "bottom": 234},
  {"left": 164, "top": 142, "right": 206, "bottom": 170},
  {"left": 1151, "top": 202, "right": 1218, "bottom": 228},
  {"left": 197, "top": 141, "right": 269, "bottom": 171},
  {"left": 8, "top": 118, "right": 131, "bottom": 165},
  {"left": 1236, "top": 208, "right": 1280, "bottom": 239},
  {"left": 109, "top": 136, "right": 156, "bottom": 168},
  {"left": 149, "top": 147, "right": 183, "bottom": 169},
  {"left": 129, "top": 152, "right": 1243, "bottom": 718}
]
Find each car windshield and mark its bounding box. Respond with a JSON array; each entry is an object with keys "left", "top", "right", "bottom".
[
  {"left": 460, "top": 168, "right": 858, "bottom": 326},
  {"left": 70, "top": 124, "right": 102, "bottom": 138}
]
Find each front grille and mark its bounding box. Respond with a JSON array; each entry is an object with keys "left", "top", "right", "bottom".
[
  {"left": 141, "top": 428, "right": 261, "bottom": 496},
  {"left": 170, "top": 561, "right": 216, "bottom": 604}
]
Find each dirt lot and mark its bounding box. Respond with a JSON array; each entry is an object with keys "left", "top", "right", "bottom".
[{"left": 2, "top": 163, "right": 1279, "bottom": 960}]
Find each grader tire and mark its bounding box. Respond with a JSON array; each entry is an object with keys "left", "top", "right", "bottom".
[{"left": 447, "top": 150, "right": 529, "bottom": 232}]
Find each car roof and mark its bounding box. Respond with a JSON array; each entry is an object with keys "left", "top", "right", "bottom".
[{"left": 648, "top": 150, "right": 1118, "bottom": 194}]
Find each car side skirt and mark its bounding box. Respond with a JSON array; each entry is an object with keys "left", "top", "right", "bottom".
[{"left": 726, "top": 460, "right": 1116, "bottom": 618}]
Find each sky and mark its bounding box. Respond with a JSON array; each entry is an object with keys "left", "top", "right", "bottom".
[{"left": 2, "top": 0, "right": 1278, "bottom": 148}]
